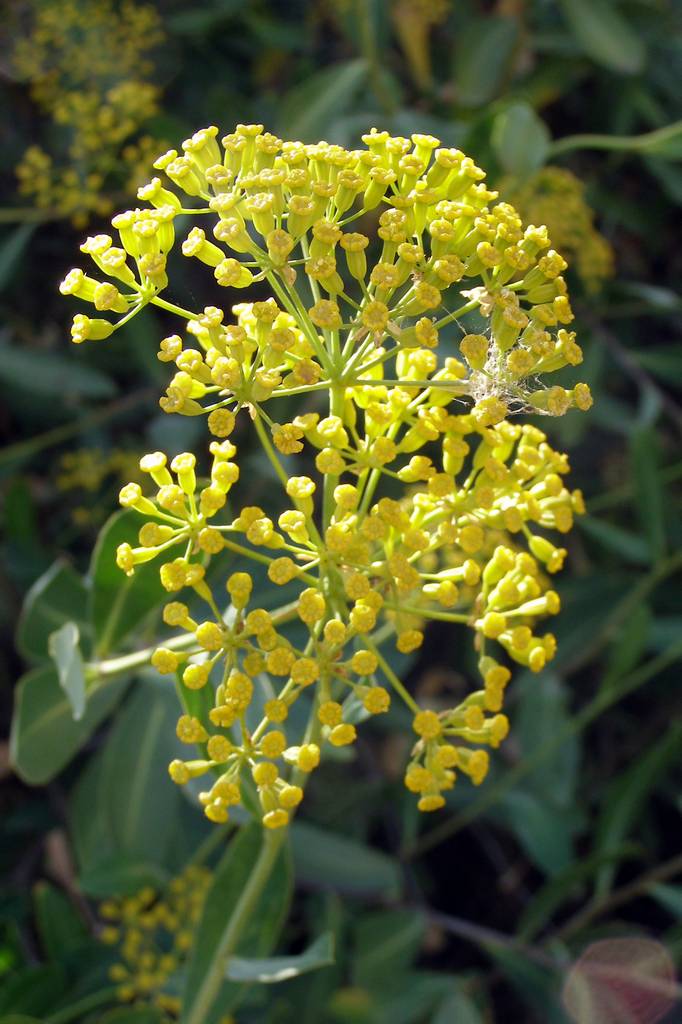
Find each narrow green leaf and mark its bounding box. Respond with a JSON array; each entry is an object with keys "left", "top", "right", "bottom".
[
  {"left": 578, "top": 515, "right": 651, "bottom": 564},
  {"left": 89, "top": 510, "right": 167, "bottom": 657},
  {"left": 33, "top": 882, "right": 88, "bottom": 961},
  {"left": 492, "top": 102, "right": 550, "bottom": 175},
  {"left": 0, "top": 342, "right": 116, "bottom": 399},
  {"left": 280, "top": 60, "right": 368, "bottom": 142},
  {"left": 98, "top": 1009, "right": 164, "bottom": 1024},
  {"left": 10, "top": 665, "right": 128, "bottom": 785},
  {"left": 226, "top": 931, "right": 334, "bottom": 983},
  {"left": 518, "top": 845, "right": 639, "bottom": 940},
  {"left": 650, "top": 884, "right": 682, "bottom": 919},
  {"left": 16, "top": 560, "right": 89, "bottom": 663},
  {"left": 48, "top": 622, "right": 86, "bottom": 721},
  {"left": 0, "top": 224, "right": 37, "bottom": 292},
  {"left": 291, "top": 821, "right": 401, "bottom": 897},
  {"left": 631, "top": 426, "right": 666, "bottom": 562},
  {"left": 453, "top": 17, "right": 519, "bottom": 107},
  {"left": 558, "top": 0, "right": 645, "bottom": 74},
  {"left": 181, "top": 825, "right": 292, "bottom": 1022},
  {"left": 594, "top": 722, "right": 682, "bottom": 898}
]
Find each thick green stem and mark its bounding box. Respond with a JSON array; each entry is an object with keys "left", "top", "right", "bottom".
[
  {"left": 46, "top": 987, "right": 119, "bottom": 1024},
  {"left": 549, "top": 119, "right": 682, "bottom": 157},
  {"left": 184, "top": 829, "right": 286, "bottom": 1024}
]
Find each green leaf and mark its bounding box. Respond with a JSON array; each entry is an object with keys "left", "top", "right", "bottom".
[
  {"left": 97, "top": 678, "right": 185, "bottom": 865},
  {"left": 0, "top": 342, "right": 116, "bottom": 399},
  {"left": 98, "top": 1010, "right": 164, "bottom": 1024},
  {"left": 10, "top": 665, "right": 128, "bottom": 785},
  {"left": 89, "top": 510, "right": 167, "bottom": 657},
  {"left": 432, "top": 989, "right": 485, "bottom": 1024},
  {"left": 226, "top": 931, "right": 334, "bottom": 983},
  {"left": 630, "top": 427, "right": 666, "bottom": 562},
  {"left": 0, "top": 966, "right": 65, "bottom": 1017},
  {"left": 0, "top": 224, "right": 37, "bottom": 293},
  {"left": 78, "top": 856, "right": 171, "bottom": 899},
  {"left": 577, "top": 515, "right": 651, "bottom": 565},
  {"left": 353, "top": 909, "right": 425, "bottom": 988},
  {"left": 515, "top": 672, "right": 579, "bottom": 807},
  {"left": 181, "top": 825, "right": 292, "bottom": 1022},
  {"left": 492, "top": 103, "right": 550, "bottom": 175},
  {"left": 16, "top": 560, "right": 89, "bottom": 663},
  {"left": 453, "top": 17, "right": 520, "bottom": 108},
  {"left": 496, "top": 790, "right": 577, "bottom": 876},
  {"left": 635, "top": 346, "right": 682, "bottom": 384},
  {"left": 594, "top": 722, "right": 682, "bottom": 897},
  {"left": 651, "top": 883, "right": 682, "bottom": 919},
  {"left": 291, "top": 821, "right": 401, "bottom": 897},
  {"left": 33, "top": 882, "right": 88, "bottom": 960},
  {"left": 557, "top": 0, "right": 645, "bottom": 74},
  {"left": 517, "top": 845, "right": 639, "bottom": 940},
  {"left": 48, "top": 622, "right": 86, "bottom": 721},
  {"left": 279, "top": 60, "right": 368, "bottom": 142}
]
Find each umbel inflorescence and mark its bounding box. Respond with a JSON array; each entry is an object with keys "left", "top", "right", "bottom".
[{"left": 61, "top": 124, "right": 591, "bottom": 829}]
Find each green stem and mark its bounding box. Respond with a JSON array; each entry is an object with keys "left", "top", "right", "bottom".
[
  {"left": 151, "top": 295, "right": 199, "bottom": 319},
  {"left": 549, "top": 119, "right": 682, "bottom": 157},
  {"left": 184, "top": 829, "right": 286, "bottom": 1024},
  {"left": 366, "top": 636, "right": 420, "bottom": 714},
  {"left": 92, "top": 631, "right": 198, "bottom": 678},
  {"left": 45, "top": 987, "right": 119, "bottom": 1024}
]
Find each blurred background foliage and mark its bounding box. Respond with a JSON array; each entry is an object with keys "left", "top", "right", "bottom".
[{"left": 1, "top": 0, "right": 682, "bottom": 1022}]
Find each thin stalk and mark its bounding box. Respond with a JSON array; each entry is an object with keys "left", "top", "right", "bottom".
[
  {"left": 45, "top": 987, "right": 119, "bottom": 1024},
  {"left": 151, "top": 296, "right": 199, "bottom": 319},
  {"left": 184, "top": 829, "right": 286, "bottom": 1024},
  {"left": 366, "top": 636, "right": 420, "bottom": 714},
  {"left": 549, "top": 118, "right": 682, "bottom": 157}
]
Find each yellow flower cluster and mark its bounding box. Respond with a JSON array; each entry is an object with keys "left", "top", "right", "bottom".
[
  {"left": 12, "top": 0, "right": 164, "bottom": 226},
  {"left": 99, "top": 865, "right": 212, "bottom": 1017},
  {"left": 502, "top": 167, "right": 614, "bottom": 292},
  {"left": 62, "top": 123, "right": 592, "bottom": 824}
]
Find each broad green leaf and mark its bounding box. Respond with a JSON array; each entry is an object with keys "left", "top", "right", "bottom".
[
  {"left": 33, "top": 882, "right": 88, "bottom": 961},
  {"left": 89, "top": 510, "right": 167, "bottom": 656},
  {"left": 226, "top": 931, "right": 334, "bottom": 983},
  {"left": 10, "top": 665, "right": 128, "bottom": 785},
  {"left": 489, "top": 948, "right": 566, "bottom": 1023},
  {"left": 594, "top": 722, "right": 682, "bottom": 897},
  {"left": 577, "top": 516, "right": 651, "bottom": 565},
  {"left": 353, "top": 909, "right": 425, "bottom": 988},
  {"left": 496, "top": 790, "right": 577, "bottom": 876},
  {"left": 0, "top": 1018, "right": 43, "bottom": 1024},
  {"left": 0, "top": 966, "right": 65, "bottom": 1017},
  {"left": 558, "top": 0, "right": 645, "bottom": 74},
  {"left": 0, "top": 342, "right": 116, "bottom": 399},
  {"left": 630, "top": 427, "right": 666, "bottom": 562},
  {"left": 181, "top": 825, "right": 292, "bottom": 1023},
  {"left": 492, "top": 102, "right": 550, "bottom": 175},
  {"left": 97, "top": 678, "right": 185, "bottom": 865},
  {"left": 279, "top": 60, "right": 369, "bottom": 142},
  {"left": 48, "top": 622, "right": 86, "bottom": 721},
  {"left": 515, "top": 672, "right": 579, "bottom": 807},
  {"left": 601, "top": 603, "right": 651, "bottom": 686},
  {"left": 291, "top": 821, "right": 401, "bottom": 897},
  {"left": 453, "top": 17, "right": 519, "bottom": 107},
  {"left": 16, "top": 560, "right": 89, "bottom": 663},
  {"left": 78, "top": 856, "right": 170, "bottom": 899}
]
